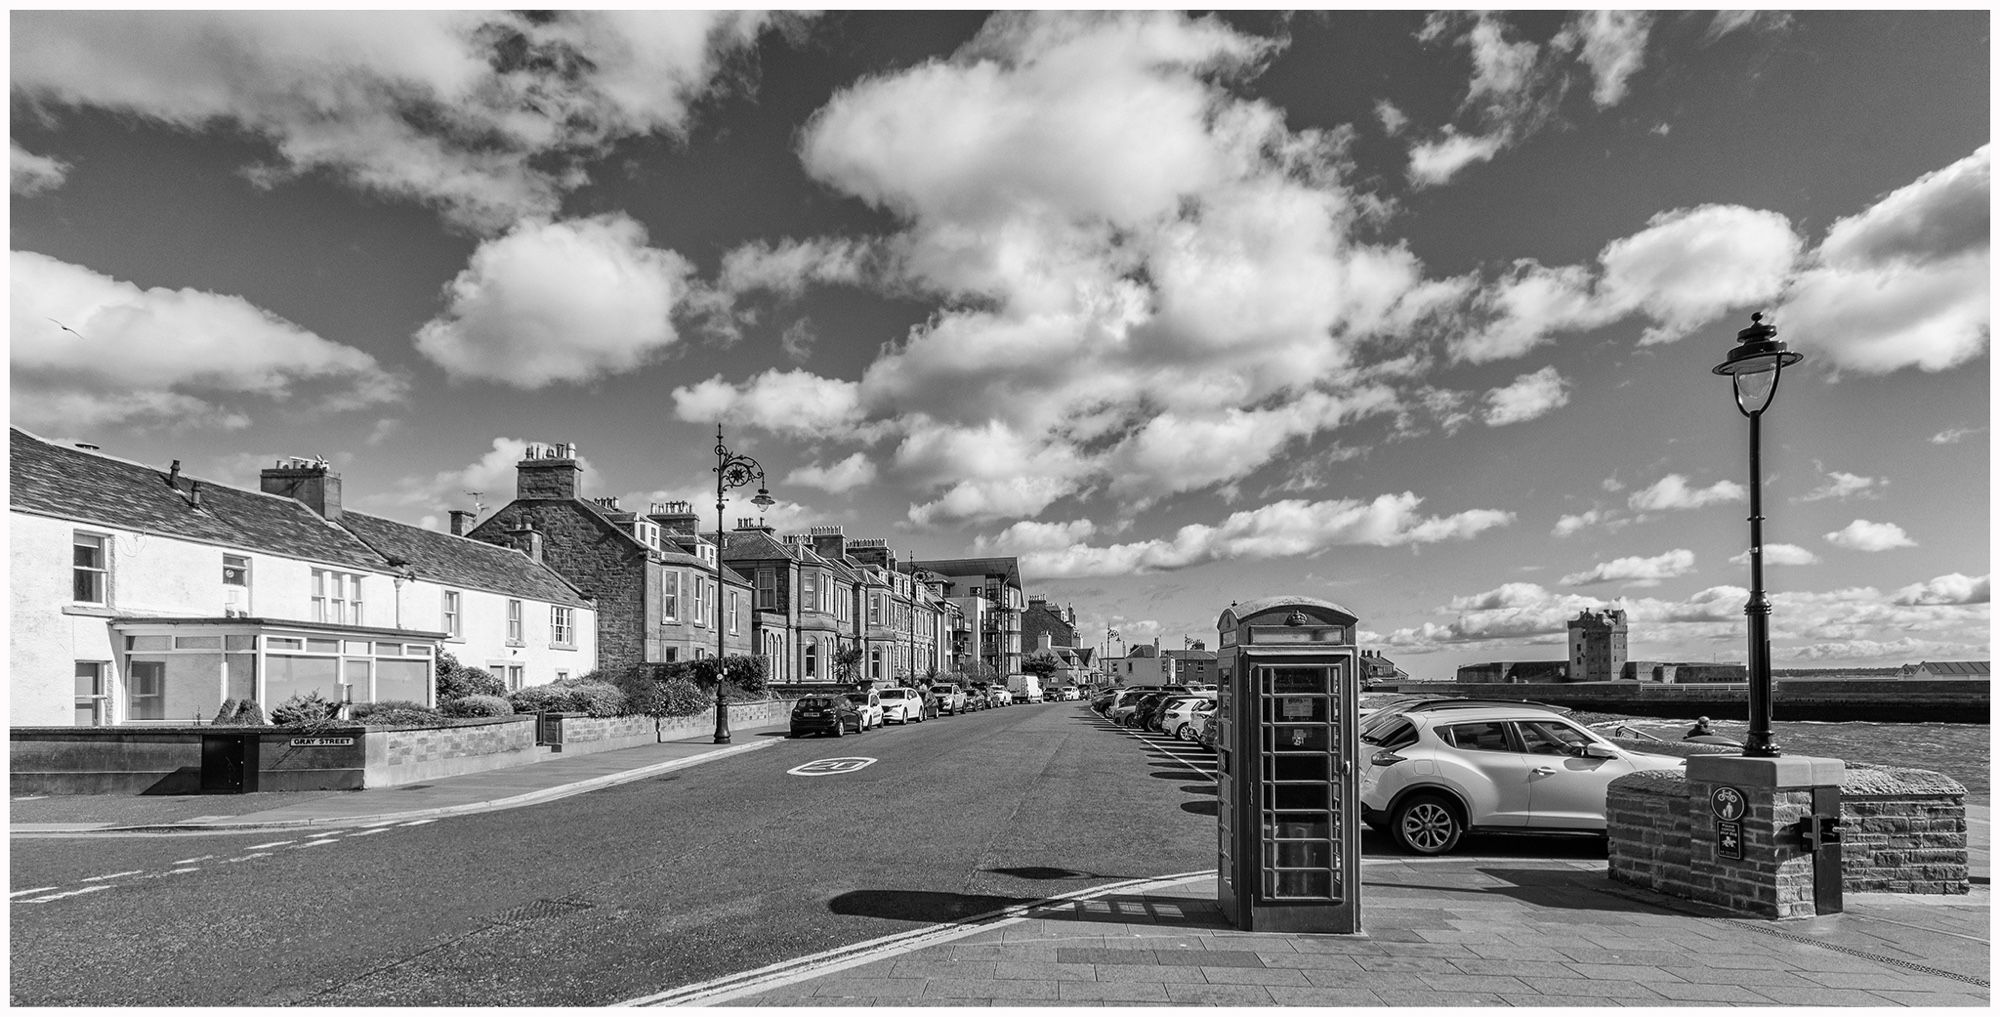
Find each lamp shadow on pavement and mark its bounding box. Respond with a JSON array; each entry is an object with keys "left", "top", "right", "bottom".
[{"left": 829, "top": 889, "right": 1232, "bottom": 931}]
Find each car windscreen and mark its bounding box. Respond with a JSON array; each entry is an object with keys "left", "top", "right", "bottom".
[
  {"left": 799, "top": 697, "right": 838, "bottom": 707},
  {"left": 843, "top": 694, "right": 868, "bottom": 704},
  {"left": 879, "top": 690, "right": 907, "bottom": 699}
]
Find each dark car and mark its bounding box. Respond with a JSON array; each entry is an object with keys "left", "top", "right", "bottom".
[
  {"left": 789, "top": 693, "right": 862, "bottom": 737},
  {"left": 1128, "top": 693, "right": 1173, "bottom": 729}
]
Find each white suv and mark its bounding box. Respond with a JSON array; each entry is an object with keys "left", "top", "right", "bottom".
[{"left": 1358, "top": 702, "right": 1683, "bottom": 855}]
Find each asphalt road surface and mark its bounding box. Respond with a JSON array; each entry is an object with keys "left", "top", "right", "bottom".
[{"left": 10, "top": 703, "right": 1228, "bottom": 1006}]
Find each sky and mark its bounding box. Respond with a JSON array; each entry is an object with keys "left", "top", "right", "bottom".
[{"left": 9, "top": 10, "right": 1991, "bottom": 680}]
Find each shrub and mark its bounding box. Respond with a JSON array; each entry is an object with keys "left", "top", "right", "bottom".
[
  {"left": 351, "top": 699, "right": 437, "bottom": 720},
  {"left": 232, "top": 699, "right": 269, "bottom": 726},
  {"left": 350, "top": 700, "right": 445, "bottom": 729},
  {"left": 508, "top": 678, "right": 627, "bottom": 718},
  {"left": 271, "top": 691, "right": 341, "bottom": 727},
  {"left": 435, "top": 650, "right": 506, "bottom": 702},
  {"left": 211, "top": 698, "right": 241, "bottom": 725},
  {"left": 441, "top": 694, "right": 513, "bottom": 718}
]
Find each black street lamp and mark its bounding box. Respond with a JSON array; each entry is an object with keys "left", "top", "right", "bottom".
[
  {"left": 1712, "top": 312, "right": 1802, "bottom": 758},
  {"left": 713, "top": 423, "right": 774, "bottom": 745}
]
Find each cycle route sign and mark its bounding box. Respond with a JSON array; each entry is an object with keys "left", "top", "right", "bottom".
[{"left": 1711, "top": 784, "right": 1746, "bottom": 860}]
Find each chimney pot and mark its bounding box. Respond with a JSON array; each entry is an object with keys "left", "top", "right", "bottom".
[{"left": 449, "top": 509, "right": 477, "bottom": 536}]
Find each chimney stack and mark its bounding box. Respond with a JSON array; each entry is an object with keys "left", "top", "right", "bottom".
[
  {"left": 808, "top": 524, "right": 846, "bottom": 562},
  {"left": 649, "top": 501, "right": 703, "bottom": 535},
  {"left": 261, "top": 456, "right": 342, "bottom": 520},
  {"left": 507, "top": 525, "right": 544, "bottom": 563},
  {"left": 449, "top": 509, "right": 476, "bottom": 536},
  {"left": 516, "top": 441, "right": 581, "bottom": 501}
]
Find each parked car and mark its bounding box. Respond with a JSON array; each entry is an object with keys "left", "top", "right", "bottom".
[
  {"left": 1120, "top": 692, "right": 1171, "bottom": 729},
  {"left": 986, "top": 684, "right": 1014, "bottom": 707},
  {"left": 1137, "top": 693, "right": 1184, "bottom": 731},
  {"left": 1358, "top": 703, "right": 1684, "bottom": 855},
  {"left": 789, "top": 693, "right": 863, "bottom": 737},
  {"left": 1187, "top": 700, "right": 1217, "bottom": 742},
  {"left": 1160, "top": 694, "right": 1216, "bottom": 739},
  {"left": 878, "top": 687, "right": 929, "bottom": 724},
  {"left": 928, "top": 683, "right": 968, "bottom": 716},
  {"left": 844, "top": 690, "right": 883, "bottom": 731},
  {"left": 1006, "top": 673, "right": 1045, "bottom": 703},
  {"left": 1059, "top": 686, "right": 1081, "bottom": 701}
]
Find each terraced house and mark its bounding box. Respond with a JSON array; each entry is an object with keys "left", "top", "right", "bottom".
[
  {"left": 8, "top": 427, "right": 597, "bottom": 727},
  {"left": 465, "top": 444, "right": 755, "bottom": 675}
]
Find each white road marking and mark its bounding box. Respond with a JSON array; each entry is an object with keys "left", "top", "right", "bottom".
[
  {"left": 786, "top": 757, "right": 877, "bottom": 777},
  {"left": 619, "top": 869, "right": 1218, "bottom": 1007},
  {"left": 14, "top": 795, "right": 47, "bottom": 802},
  {"left": 22, "top": 886, "right": 111, "bottom": 904},
  {"left": 80, "top": 870, "right": 144, "bottom": 882},
  {"left": 296, "top": 839, "right": 340, "bottom": 848},
  {"left": 10, "top": 887, "right": 58, "bottom": 898},
  {"left": 247, "top": 840, "right": 295, "bottom": 849},
  {"left": 172, "top": 855, "right": 217, "bottom": 865},
  {"left": 400, "top": 819, "right": 436, "bottom": 827},
  {"left": 1121, "top": 730, "right": 1219, "bottom": 780},
  {"left": 225, "top": 852, "right": 273, "bottom": 863},
  {"left": 165, "top": 868, "right": 200, "bottom": 875},
  {"left": 346, "top": 828, "right": 393, "bottom": 837}
]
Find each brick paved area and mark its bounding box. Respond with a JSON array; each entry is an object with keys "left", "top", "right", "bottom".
[{"left": 727, "top": 857, "right": 1989, "bottom": 1007}]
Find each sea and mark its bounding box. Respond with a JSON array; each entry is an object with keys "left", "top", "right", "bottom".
[{"left": 1579, "top": 711, "right": 1992, "bottom": 805}]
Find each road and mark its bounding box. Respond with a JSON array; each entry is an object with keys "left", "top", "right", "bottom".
[{"left": 10, "top": 702, "right": 1225, "bottom": 1006}]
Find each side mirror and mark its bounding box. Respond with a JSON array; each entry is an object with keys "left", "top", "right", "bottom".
[{"left": 1580, "top": 743, "right": 1618, "bottom": 759}]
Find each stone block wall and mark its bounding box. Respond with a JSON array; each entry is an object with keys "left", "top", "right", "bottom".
[
  {"left": 548, "top": 714, "right": 659, "bottom": 756},
  {"left": 657, "top": 698, "right": 797, "bottom": 740},
  {"left": 365, "top": 715, "right": 537, "bottom": 787},
  {"left": 1608, "top": 765, "right": 1970, "bottom": 917},
  {"left": 1838, "top": 766, "right": 1969, "bottom": 894}
]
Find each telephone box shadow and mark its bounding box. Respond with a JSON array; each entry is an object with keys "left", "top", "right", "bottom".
[{"left": 829, "top": 889, "right": 1231, "bottom": 931}]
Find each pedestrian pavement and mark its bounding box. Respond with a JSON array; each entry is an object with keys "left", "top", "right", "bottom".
[
  {"left": 10, "top": 720, "right": 792, "bottom": 834},
  {"left": 12, "top": 723, "right": 1992, "bottom": 1008},
  {"left": 706, "top": 861, "right": 1990, "bottom": 1008}
]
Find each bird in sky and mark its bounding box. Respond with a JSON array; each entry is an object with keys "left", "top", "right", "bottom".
[{"left": 46, "top": 317, "right": 86, "bottom": 340}]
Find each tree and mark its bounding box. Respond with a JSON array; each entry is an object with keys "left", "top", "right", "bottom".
[
  {"left": 832, "top": 644, "right": 865, "bottom": 686},
  {"left": 1022, "top": 650, "right": 1061, "bottom": 682}
]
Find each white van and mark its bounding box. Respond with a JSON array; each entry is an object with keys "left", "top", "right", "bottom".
[{"left": 1005, "top": 673, "right": 1045, "bottom": 703}]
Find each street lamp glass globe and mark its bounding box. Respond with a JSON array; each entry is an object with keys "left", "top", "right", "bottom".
[
  {"left": 752, "top": 487, "right": 774, "bottom": 509},
  {"left": 1731, "top": 365, "right": 1780, "bottom": 415}
]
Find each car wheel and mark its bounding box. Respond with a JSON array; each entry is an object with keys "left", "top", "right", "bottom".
[
  {"left": 1175, "top": 723, "right": 1192, "bottom": 740},
  {"left": 1392, "top": 794, "right": 1464, "bottom": 856},
  {"left": 831, "top": 718, "right": 844, "bottom": 737}
]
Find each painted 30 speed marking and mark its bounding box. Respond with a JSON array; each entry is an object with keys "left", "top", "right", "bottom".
[{"left": 787, "top": 757, "right": 877, "bottom": 777}]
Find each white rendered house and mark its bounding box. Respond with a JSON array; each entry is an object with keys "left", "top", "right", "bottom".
[{"left": 9, "top": 427, "right": 596, "bottom": 726}]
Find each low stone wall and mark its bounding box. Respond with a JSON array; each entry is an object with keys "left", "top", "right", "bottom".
[
  {"left": 365, "top": 716, "right": 538, "bottom": 787},
  {"left": 657, "top": 698, "right": 797, "bottom": 740},
  {"left": 1838, "top": 766, "right": 1969, "bottom": 894},
  {"left": 1386, "top": 679, "right": 1986, "bottom": 723},
  {"left": 1607, "top": 764, "right": 1969, "bottom": 913},
  {"left": 544, "top": 714, "right": 659, "bottom": 756}
]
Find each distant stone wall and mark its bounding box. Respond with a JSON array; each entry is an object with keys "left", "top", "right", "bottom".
[
  {"left": 657, "top": 698, "right": 798, "bottom": 740},
  {"left": 1387, "top": 679, "right": 1986, "bottom": 723},
  {"left": 545, "top": 714, "right": 658, "bottom": 755},
  {"left": 364, "top": 716, "right": 537, "bottom": 787}
]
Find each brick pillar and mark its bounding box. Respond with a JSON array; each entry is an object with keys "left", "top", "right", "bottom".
[{"left": 1683, "top": 755, "right": 1845, "bottom": 919}]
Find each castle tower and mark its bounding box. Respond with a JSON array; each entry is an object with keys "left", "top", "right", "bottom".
[{"left": 1566, "top": 608, "right": 1628, "bottom": 682}]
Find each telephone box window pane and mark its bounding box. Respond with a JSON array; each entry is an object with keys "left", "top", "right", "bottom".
[
  {"left": 1271, "top": 784, "right": 1329, "bottom": 811},
  {"left": 1268, "top": 870, "right": 1332, "bottom": 899},
  {"left": 1271, "top": 725, "right": 1330, "bottom": 752},
  {"left": 1270, "top": 668, "right": 1327, "bottom": 693},
  {"left": 1273, "top": 755, "right": 1328, "bottom": 782},
  {"left": 1273, "top": 841, "right": 1332, "bottom": 868},
  {"left": 1269, "top": 696, "right": 1328, "bottom": 724}
]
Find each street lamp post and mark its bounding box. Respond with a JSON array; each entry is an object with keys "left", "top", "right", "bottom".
[
  {"left": 713, "top": 423, "right": 774, "bottom": 745},
  {"left": 1712, "top": 312, "right": 1802, "bottom": 759}
]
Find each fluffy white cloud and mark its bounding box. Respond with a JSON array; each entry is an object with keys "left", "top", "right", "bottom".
[
  {"left": 1552, "top": 508, "right": 1611, "bottom": 537},
  {"left": 1482, "top": 366, "right": 1570, "bottom": 426},
  {"left": 11, "top": 140, "right": 68, "bottom": 195},
  {"left": 1930, "top": 426, "right": 1983, "bottom": 444},
  {"left": 1451, "top": 262, "right": 1608, "bottom": 363},
  {"left": 673, "top": 369, "right": 870, "bottom": 442},
  {"left": 9, "top": 250, "right": 403, "bottom": 431},
  {"left": 1727, "top": 543, "right": 1820, "bottom": 567},
  {"left": 1597, "top": 205, "right": 1801, "bottom": 345},
  {"left": 370, "top": 436, "right": 597, "bottom": 514},
  {"left": 1560, "top": 549, "right": 1695, "bottom": 587},
  {"left": 1628, "top": 474, "right": 1746, "bottom": 512},
  {"left": 1010, "top": 493, "right": 1513, "bottom": 578},
  {"left": 973, "top": 519, "right": 1099, "bottom": 555},
  {"left": 1779, "top": 146, "right": 1989, "bottom": 374},
  {"left": 1799, "top": 469, "right": 1882, "bottom": 502},
  {"left": 415, "top": 215, "right": 695, "bottom": 387},
  {"left": 1407, "top": 129, "right": 1506, "bottom": 189},
  {"left": 785, "top": 453, "right": 877, "bottom": 494},
  {"left": 11, "top": 11, "right": 776, "bottom": 230},
  {"left": 1824, "top": 519, "right": 1917, "bottom": 552},
  {"left": 1891, "top": 573, "right": 1990, "bottom": 606},
  {"left": 1565, "top": 10, "right": 1651, "bottom": 108}
]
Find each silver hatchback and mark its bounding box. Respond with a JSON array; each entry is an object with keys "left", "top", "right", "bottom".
[{"left": 1358, "top": 703, "right": 1683, "bottom": 855}]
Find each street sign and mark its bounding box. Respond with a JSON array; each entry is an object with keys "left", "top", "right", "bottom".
[
  {"left": 787, "top": 757, "right": 876, "bottom": 777},
  {"left": 288, "top": 737, "right": 355, "bottom": 747},
  {"left": 1710, "top": 785, "right": 1746, "bottom": 821},
  {"left": 1717, "top": 820, "right": 1744, "bottom": 860}
]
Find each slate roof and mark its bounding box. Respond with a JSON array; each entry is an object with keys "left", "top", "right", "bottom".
[
  {"left": 11, "top": 427, "right": 385, "bottom": 574},
  {"left": 720, "top": 528, "right": 804, "bottom": 564},
  {"left": 13, "top": 426, "right": 590, "bottom": 607},
  {"left": 572, "top": 500, "right": 748, "bottom": 584},
  {"left": 339, "top": 511, "right": 590, "bottom": 608}
]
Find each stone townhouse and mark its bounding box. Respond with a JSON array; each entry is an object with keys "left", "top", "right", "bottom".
[
  {"left": 9, "top": 427, "right": 595, "bottom": 726},
  {"left": 465, "top": 444, "right": 752, "bottom": 675},
  {"left": 912, "top": 556, "right": 1025, "bottom": 677}
]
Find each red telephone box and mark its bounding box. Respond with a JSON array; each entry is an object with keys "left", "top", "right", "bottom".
[{"left": 1214, "top": 597, "right": 1362, "bottom": 933}]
